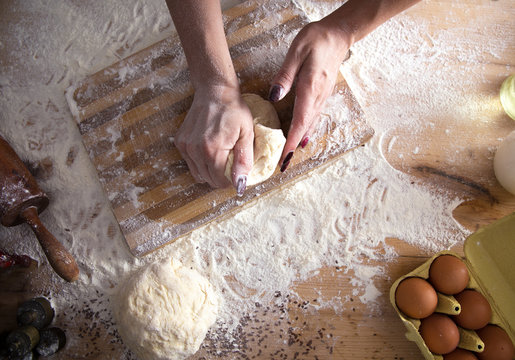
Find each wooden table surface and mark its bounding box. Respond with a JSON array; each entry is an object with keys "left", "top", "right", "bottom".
[
  {"left": 1, "top": 0, "right": 514, "bottom": 359},
  {"left": 67, "top": 1, "right": 374, "bottom": 257}
]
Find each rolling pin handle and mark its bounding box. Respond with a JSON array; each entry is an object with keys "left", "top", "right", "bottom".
[{"left": 21, "top": 206, "right": 79, "bottom": 282}]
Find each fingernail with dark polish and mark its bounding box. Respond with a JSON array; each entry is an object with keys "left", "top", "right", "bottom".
[
  {"left": 268, "top": 84, "right": 284, "bottom": 102},
  {"left": 300, "top": 137, "right": 309, "bottom": 148},
  {"left": 280, "top": 151, "right": 294, "bottom": 172},
  {"left": 236, "top": 175, "right": 247, "bottom": 197}
]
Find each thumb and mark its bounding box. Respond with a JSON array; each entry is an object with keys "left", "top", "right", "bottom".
[
  {"left": 268, "top": 46, "right": 303, "bottom": 102},
  {"left": 231, "top": 126, "right": 254, "bottom": 196}
]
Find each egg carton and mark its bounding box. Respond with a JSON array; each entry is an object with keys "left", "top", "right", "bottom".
[{"left": 389, "top": 212, "right": 515, "bottom": 360}]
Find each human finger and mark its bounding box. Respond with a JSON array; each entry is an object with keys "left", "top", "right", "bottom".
[
  {"left": 178, "top": 146, "right": 205, "bottom": 183},
  {"left": 173, "top": 133, "right": 204, "bottom": 183},
  {"left": 189, "top": 147, "right": 217, "bottom": 187},
  {"left": 268, "top": 36, "right": 307, "bottom": 103},
  {"left": 279, "top": 88, "right": 318, "bottom": 172},
  {"left": 299, "top": 116, "right": 320, "bottom": 149},
  {"left": 206, "top": 149, "right": 232, "bottom": 188},
  {"left": 229, "top": 125, "right": 254, "bottom": 196},
  {"left": 294, "top": 78, "right": 334, "bottom": 151}
]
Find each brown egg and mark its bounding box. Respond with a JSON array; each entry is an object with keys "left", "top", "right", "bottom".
[
  {"left": 444, "top": 348, "right": 479, "bottom": 360},
  {"left": 452, "top": 290, "right": 492, "bottom": 330},
  {"left": 477, "top": 325, "right": 515, "bottom": 360},
  {"left": 419, "top": 313, "right": 460, "bottom": 355},
  {"left": 395, "top": 277, "right": 438, "bottom": 319},
  {"left": 429, "top": 255, "right": 470, "bottom": 295}
]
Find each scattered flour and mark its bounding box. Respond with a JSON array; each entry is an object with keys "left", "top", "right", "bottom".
[
  {"left": 152, "top": 136, "right": 466, "bottom": 329},
  {"left": 0, "top": 0, "right": 510, "bottom": 358}
]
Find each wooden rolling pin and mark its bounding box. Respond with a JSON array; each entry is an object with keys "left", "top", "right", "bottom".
[{"left": 0, "top": 135, "right": 79, "bottom": 282}]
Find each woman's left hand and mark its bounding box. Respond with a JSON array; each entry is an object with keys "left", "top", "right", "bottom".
[{"left": 268, "top": 18, "right": 352, "bottom": 171}]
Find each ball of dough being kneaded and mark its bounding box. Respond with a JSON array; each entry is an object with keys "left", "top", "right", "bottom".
[
  {"left": 225, "top": 93, "right": 287, "bottom": 186},
  {"left": 114, "top": 258, "right": 218, "bottom": 360}
]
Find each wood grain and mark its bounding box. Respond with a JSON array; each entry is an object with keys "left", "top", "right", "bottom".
[
  {"left": 376, "top": 0, "right": 515, "bottom": 232},
  {"left": 2, "top": 1, "right": 514, "bottom": 360},
  {"left": 66, "top": 0, "right": 374, "bottom": 256}
]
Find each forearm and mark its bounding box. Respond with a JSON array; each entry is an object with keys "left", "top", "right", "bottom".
[
  {"left": 165, "top": 0, "right": 238, "bottom": 94},
  {"left": 324, "top": 0, "right": 421, "bottom": 46}
]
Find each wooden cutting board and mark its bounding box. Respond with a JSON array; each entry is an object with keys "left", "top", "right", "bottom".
[{"left": 66, "top": 0, "right": 374, "bottom": 256}]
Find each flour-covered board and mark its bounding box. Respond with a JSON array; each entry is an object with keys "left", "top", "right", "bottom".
[{"left": 66, "top": 0, "right": 374, "bottom": 256}]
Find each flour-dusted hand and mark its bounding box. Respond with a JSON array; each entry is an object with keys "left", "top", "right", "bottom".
[
  {"left": 167, "top": 0, "right": 421, "bottom": 179},
  {"left": 175, "top": 86, "right": 254, "bottom": 192},
  {"left": 270, "top": 18, "right": 349, "bottom": 171},
  {"left": 269, "top": 18, "right": 351, "bottom": 172},
  {"left": 166, "top": 1, "right": 255, "bottom": 195},
  {"left": 269, "top": 0, "right": 422, "bottom": 172}
]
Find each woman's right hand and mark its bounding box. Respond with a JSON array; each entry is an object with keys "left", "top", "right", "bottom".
[
  {"left": 174, "top": 85, "right": 254, "bottom": 195},
  {"left": 166, "top": 1, "right": 254, "bottom": 196}
]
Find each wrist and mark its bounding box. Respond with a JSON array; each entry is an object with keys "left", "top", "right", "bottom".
[
  {"left": 312, "top": 16, "right": 354, "bottom": 61},
  {"left": 190, "top": 62, "right": 240, "bottom": 98},
  {"left": 326, "top": 0, "right": 421, "bottom": 47},
  {"left": 320, "top": 9, "right": 357, "bottom": 50},
  {"left": 194, "top": 80, "right": 241, "bottom": 104}
]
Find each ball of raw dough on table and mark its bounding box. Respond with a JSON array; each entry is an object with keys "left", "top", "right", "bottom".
[{"left": 114, "top": 258, "right": 218, "bottom": 360}]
